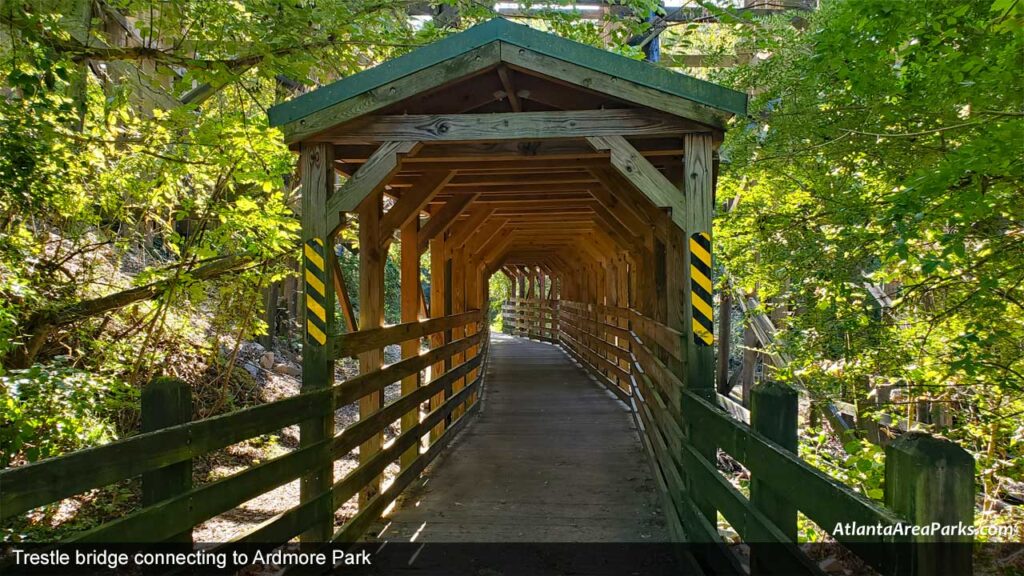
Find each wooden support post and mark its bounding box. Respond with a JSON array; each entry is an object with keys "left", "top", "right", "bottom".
[
  {"left": 451, "top": 246, "right": 467, "bottom": 418},
  {"left": 466, "top": 259, "right": 481, "bottom": 404},
  {"left": 141, "top": 377, "right": 192, "bottom": 543},
  {"left": 716, "top": 291, "right": 733, "bottom": 394},
  {"left": 740, "top": 321, "right": 757, "bottom": 405},
  {"left": 358, "top": 189, "right": 385, "bottom": 506},
  {"left": 750, "top": 381, "right": 798, "bottom": 573},
  {"left": 616, "top": 255, "right": 631, "bottom": 389},
  {"left": 400, "top": 217, "right": 421, "bottom": 470},
  {"left": 682, "top": 133, "right": 715, "bottom": 395},
  {"left": 428, "top": 235, "right": 447, "bottom": 443},
  {"left": 666, "top": 133, "right": 719, "bottom": 539},
  {"left": 885, "top": 432, "right": 974, "bottom": 576},
  {"left": 299, "top": 142, "right": 335, "bottom": 541},
  {"left": 639, "top": 232, "right": 657, "bottom": 317},
  {"left": 688, "top": 133, "right": 718, "bottom": 528}
]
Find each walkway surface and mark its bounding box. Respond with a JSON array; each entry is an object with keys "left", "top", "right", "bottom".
[{"left": 375, "top": 332, "right": 668, "bottom": 543}]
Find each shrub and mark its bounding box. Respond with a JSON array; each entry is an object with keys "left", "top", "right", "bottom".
[{"left": 0, "top": 363, "right": 136, "bottom": 466}]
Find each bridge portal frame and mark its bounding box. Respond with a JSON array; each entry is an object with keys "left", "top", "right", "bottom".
[{"left": 276, "top": 17, "right": 741, "bottom": 546}]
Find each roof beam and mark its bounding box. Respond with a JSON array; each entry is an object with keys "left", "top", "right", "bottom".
[
  {"left": 500, "top": 40, "right": 733, "bottom": 129},
  {"left": 326, "top": 109, "right": 703, "bottom": 144},
  {"left": 336, "top": 139, "right": 683, "bottom": 164},
  {"left": 445, "top": 207, "right": 497, "bottom": 255}
]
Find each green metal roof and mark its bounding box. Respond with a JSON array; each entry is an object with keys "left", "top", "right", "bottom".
[{"left": 268, "top": 18, "right": 747, "bottom": 128}]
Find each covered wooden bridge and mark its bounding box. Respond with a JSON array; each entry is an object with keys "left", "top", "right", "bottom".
[
  {"left": 0, "top": 17, "right": 975, "bottom": 576},
  {"left": 272, "top": 14, "right": 735, "bottom": 547}
]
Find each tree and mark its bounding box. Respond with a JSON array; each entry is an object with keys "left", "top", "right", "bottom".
[{"left": 712, "top": 0, "right": 1023, "bottom": 499}]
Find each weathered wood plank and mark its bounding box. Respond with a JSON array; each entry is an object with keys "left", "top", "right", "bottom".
[
  {"left": 299, "top": 141, "right": 336, "bottom": 542},
  {"left": 332, "top": 109, "right": 702, "bottom": 143},
  {"left": 379, "top": 334, "right": 664, "bottom": 545}
]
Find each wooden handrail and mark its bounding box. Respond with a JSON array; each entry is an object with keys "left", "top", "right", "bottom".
[
  {"left": 0, "top": 387, "right": 332, "bottom": 521},
  {"left": 1, "top": 311, "right": 491, "bottom": 547},
  {"left": 334, "top": 309, "right": 483, "bottom": 358},
  {"left": 542, "top": 299, "right": 970, "bottom": 576}
]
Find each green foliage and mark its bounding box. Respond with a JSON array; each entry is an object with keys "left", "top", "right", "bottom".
[
  {"left": 710, "top": 0, "right": 1024, "bottom": 493},
  {"left": 489, "top": 273, "right": 512, "bottom": 330},
  {"left": 0, "top": 364, "right": 136, "bottom": 466}
]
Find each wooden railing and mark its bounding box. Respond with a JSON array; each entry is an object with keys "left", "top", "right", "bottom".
[
  {"left": 538, "top": 300, "right": 973, "bottom": 576},
  {"left": 0, "top": 309, "right": 489, "bottom": 545},
  {"left": 500, "top": 297, "right": 558, "bottom": 342}
]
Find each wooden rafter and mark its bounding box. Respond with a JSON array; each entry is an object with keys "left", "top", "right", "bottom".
[
  {"left": 379, "top": 171, "right": 454, "bottom": 247},
  {"left": 418, "top": 194, "right": 478, "bottom": 253},
  {"left": 327, "top": 141, "right": 419, "bottom": 220}
]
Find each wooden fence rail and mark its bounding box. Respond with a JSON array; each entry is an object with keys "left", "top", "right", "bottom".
[
  {"left": 544, "top": 299, "right": 974, "bottom": 576},
  {"left": 501, "top": 297, "right": 558, "bottom": 342},
  {"left": 2, "top": 296, "right": 974, "bottom": 576},
  {"left": 0, "top": 309, "right": 489, "bottom": 546}
]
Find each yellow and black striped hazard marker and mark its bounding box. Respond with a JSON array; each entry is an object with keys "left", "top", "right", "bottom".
[
  {"left": 304, "top": 237, "right": 328, "bottom": 346},
  {"left": 690, "top": 232, "right": 713, "bottom": 346}
]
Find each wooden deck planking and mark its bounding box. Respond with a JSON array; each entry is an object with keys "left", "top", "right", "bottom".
[{"left": 373, "top": 332, "right": 668, "bottom": 543}]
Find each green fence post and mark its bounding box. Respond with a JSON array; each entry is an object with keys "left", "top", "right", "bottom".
[
  {"left": 750, "top": 380, "right": 799, "bottom": 574},
  {"left": 885, "top": 432, "right": 974, "bottom": 576},
  {"left": 141, "top": 376, "right": 193, "bottom": 543}
]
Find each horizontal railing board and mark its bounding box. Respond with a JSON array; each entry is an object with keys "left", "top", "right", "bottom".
[
  {"left": 558, "top": 327, "right": 620, "bottom": 378},
  {"left": 231, "top": 489, "right": 331, "bottom": 544},
  {"left": 59, "top": 354, "right": 485, "bottom": 542},
  {"left": 235, "top": 350, "right": 487, "bottom": 541},
  {"left": 678, "top": 440, "right": 825, "bottom": 575},
  {"left": 330, "top": 378, "right": 481, "bottom": 544},
  {"left": 0, "top": 386, "right": 331, "bottom": 521},
  {"left": 332, "top": 369, "right": 481, "bottom": 513},
  {"left": 558, "top": 333, "right": 630, "bottom": 402},
  {"left": 1, "top": 316, "right": 486, "bottom": 528},
  {"left": 332, "top": 331, "right": 481, "bottom": 408},
  {"left": 65, "top": 438, "right": 330, "bottom": 543},
  {"left": 636, "top": 371, "right": 684, "bottom": 461},
  {"left": 330, "top": 353, "right": 483, "bottom": 460},
  {"left": 680, "top": 389, "right": 907, "bottom": 573},
  {"left": 627, "top": 390, "right": 687, "bottom": 543},
  {"left": 334, "top": 309, "right": 482, "bottom": 358}
]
